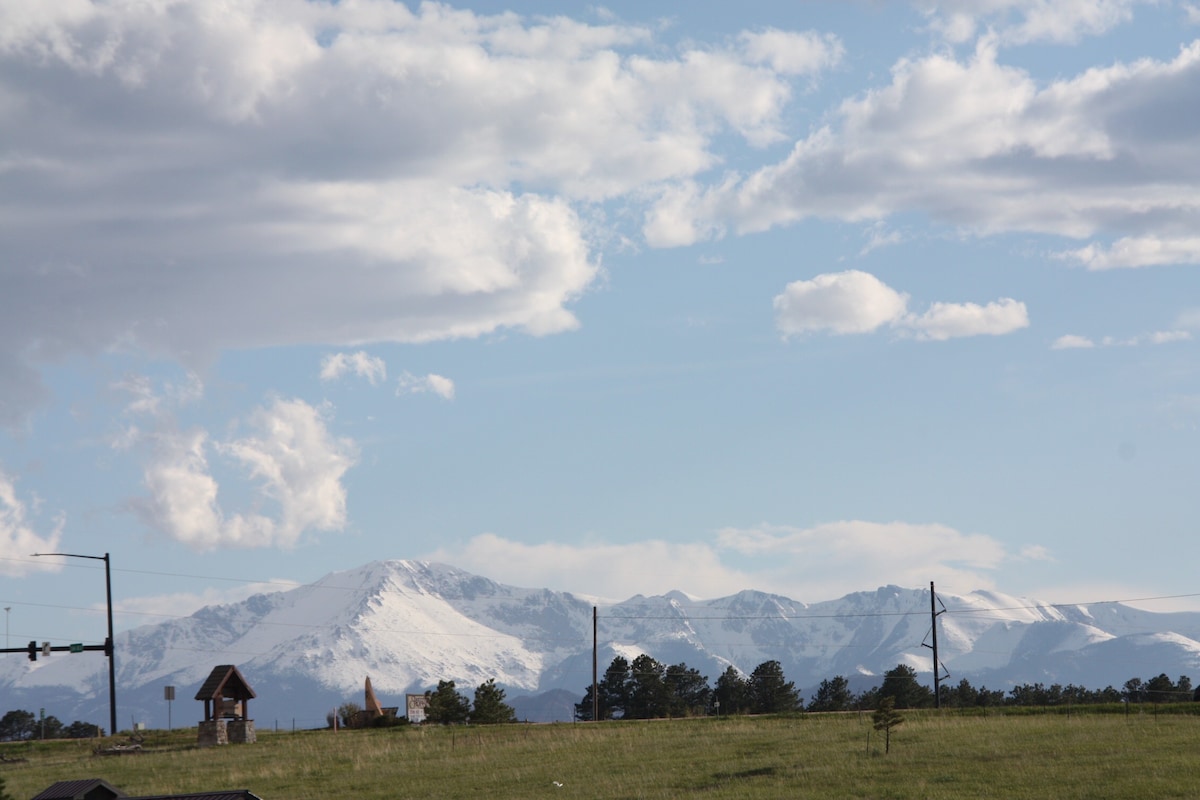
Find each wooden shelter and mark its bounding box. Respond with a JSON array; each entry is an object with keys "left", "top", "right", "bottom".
[
  {"left": 31, "top": 779, "right": 126, "bottom": 800},
  {"left": 195, "top": 665, "right": 257, "bottom": 745}
]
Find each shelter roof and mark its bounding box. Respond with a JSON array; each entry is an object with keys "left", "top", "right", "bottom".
[{"left": 194, "top": 664, "right": 257, "bottom": 701}]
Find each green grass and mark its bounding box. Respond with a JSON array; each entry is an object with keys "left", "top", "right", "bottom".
[{"left": 3, "top": 709, "right": 1200, "bottom": 799}]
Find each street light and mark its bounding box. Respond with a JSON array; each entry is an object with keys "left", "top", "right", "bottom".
[
  {"left": 4, "top": 606, "right": 9, "bottom": 649},
  {"left": 31, "top": 552, "right": 117, "bottom": 737}
]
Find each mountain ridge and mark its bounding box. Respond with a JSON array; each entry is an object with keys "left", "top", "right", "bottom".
[{"left": 3, "top": 559, "right": 1198, "bottom": 726}]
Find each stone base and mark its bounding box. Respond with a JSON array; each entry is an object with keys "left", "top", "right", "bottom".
[
  {"left": 228, "top": 719, "right": 256, "bottom": 744},
  {"left": 198, "top": 719, "right": 256, "bottom": 746},
  {"left": 197, "top": 719, "right": 228, "bottom": 747}
]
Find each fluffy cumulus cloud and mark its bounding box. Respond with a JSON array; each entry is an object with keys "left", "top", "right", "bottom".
[
  {"left": 396, "top": 372, "right": 456, "bottom": 401},
  {"left": 121, "top": 385, "right": 358, "bottom": 551},
  {"left": 320, "top": 352, "right": 387, "bottom": 385},
  {"left": 774, "top": 270, "right": 1028, "bottom": 340},
  {"left": 427, "top": 521, "right": 1013, "bottom": 601},
  {"left": 647, "top": 37, "right": 1200, "bottom": 250},
  {"left": 0, "top": 0, "right": 842, "bottom": 422},
  {"left": 0, "top": 470, "right": 64, "bottom": 576}
]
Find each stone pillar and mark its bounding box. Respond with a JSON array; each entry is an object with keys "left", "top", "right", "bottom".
[
  {"left": 227, "top": 719, "right": 257, "bottom": 744},
  {"left": 197, "top": 719, "right": 228, "bottom": 747}
]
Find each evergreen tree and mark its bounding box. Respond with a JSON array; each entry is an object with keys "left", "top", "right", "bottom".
[
  {"left": 425, "top": 680, "right": 471, "bottom": 724},
  {"left": 0, "top": 710, "right": 35, "bottom": 741},
  {"left": 1145, "top": 673, "right": 1177, "bottom": 703},
  {"left": 879, "top": 664, "right": 933, "bottom": 709},
  {"left": 601, "top": 656, "right": 633, "bottom": 719},
  {"left": 664, "top": 662, "right": 710, "bottom": 717},
  {"left": 872, "top": 696, "right": 905, "bottom": 754},
  {"left": 714, "top": 666, "right": 749, "bottom": 715},
  {"left": 472, "top": 679, "right": 516, "bottom": 724},
  {"left": 747, "top": 660, "right": 801, "bottom": 714},
  {"left": 808, "top": 676, "right": 853, "bottom": 712},
  {"left": 627, "top": 654, "right": 669, "bottom": 719},
  {"left": 63, "top": 720, "right": 101, "bottom": 738}
]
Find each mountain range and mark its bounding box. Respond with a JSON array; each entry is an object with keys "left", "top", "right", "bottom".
[{"left": 3, "top": 560, "right": 1199, "bottom": 728}]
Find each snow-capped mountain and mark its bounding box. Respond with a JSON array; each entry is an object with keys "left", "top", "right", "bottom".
[{"left": 3, "top": 560, "right": 1199, "bottom": 728}]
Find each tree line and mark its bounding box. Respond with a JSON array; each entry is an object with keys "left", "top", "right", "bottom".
[
  {"left": 0, "top": 709, "right": 102, "bottom": 741},
  {"left": 575, "top": 656, "right": 801, "bottom": 720},
  {"left": 575, "top": 658, "right": 1199, "bottom": 719}
]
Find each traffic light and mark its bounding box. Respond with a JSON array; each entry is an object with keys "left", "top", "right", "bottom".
[{"left": 27, "top": 640, "right": 37, "bottom": 661}]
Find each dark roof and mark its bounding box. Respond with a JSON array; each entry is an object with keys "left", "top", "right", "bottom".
[
  {"left": 31, "top": 779, "right": 127, "bottom": 800},
  {"left": 127, "top": 792, "right": 262, "bottom": 800},
  {"left": 194, "top": 664, "right": 256, "bottom": 701}
]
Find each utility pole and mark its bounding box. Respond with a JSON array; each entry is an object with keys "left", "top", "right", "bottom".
[
  {"left": 592, "top": 606, "right": 598, "bottom": 722},
  {"left": 924, "top": 581, "right": 948, "bottom": 708},
  {"left": 4, "top": 607, "right": 9, "bottom": 649}
]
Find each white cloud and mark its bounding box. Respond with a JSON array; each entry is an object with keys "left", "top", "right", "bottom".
[
  {"left": 428, "top": 521, "right": 1014, "bottom": 602},
  {"left": 396, "top": 372, "right": 456, "bottom": 401},
  {"left": 1053, "top": 330, "right": 1191, "bottom": 349},
  {"left": 1019, "top": 544, "right": 1054, "bottom": 561},
  {"left": 110, "top": 579, "right": 301, "bottom": 628},
  {"left": 904, "top": 298, "right": 1030, "bottom": 341},
  {"left": 774, "top": 270, "right": 1028, "bottom": 340},
  {"left": 716, "top": 520, "right": 1010, "bottom": 599},
  {"left": 1057, "top": 236, "right": 1200, "bottom": 270},
  {"left": 1052, "top": 334, "right": 1096, "bottom": 349},
  {"left": 424, "top": 532, "right": 754, "bottom": 601},
  {"left": 918, "top": 0, "right": 1149, "bottom": 45},
  {"left": 320, "top": 352, "right": 387, "bottom": 386},
  {"left": 131, "top": 398, "right": 357, "bottom": 551},
  {"left": 0, "top": 469, "right": 64, "bottom": 576},
  {"left": 1148, "top": 330, "right": 1192, "bottom": 344},
  {"left": 651, "top": 38, "right": 1200, "bottom": 247},
  {"left": 774, "top": 270, "right": 909, "bottom": 336},
  {"left": 0, "top": 1, "right": 839, "bottom": 421},
  {"left": 737, "top": 29, "right": 844, "bottom": 76}
]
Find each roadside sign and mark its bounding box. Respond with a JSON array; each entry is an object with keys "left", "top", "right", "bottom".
[{"left": 70, "top": 643, "right": 83, "bottom": 653}]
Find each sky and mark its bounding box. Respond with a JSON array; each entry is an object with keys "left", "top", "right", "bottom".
[{"left": 2, "top": 0, "right": 1200, "bottom": 650}]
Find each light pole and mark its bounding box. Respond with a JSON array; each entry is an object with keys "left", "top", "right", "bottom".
[
  {"left": 4, "top": 606, "right": 9, "bottom": 649},
  {"left": 32, "top": 552, "right": 117, "bottom": 737}
]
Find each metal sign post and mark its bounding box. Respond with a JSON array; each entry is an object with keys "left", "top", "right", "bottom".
[{"left": 165, "top": 686, "right": 176, "bottom": 731}]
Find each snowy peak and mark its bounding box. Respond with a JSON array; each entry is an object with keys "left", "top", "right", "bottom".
[{"left": 6, "top": 563, "right": 1200, "bottom": 727}]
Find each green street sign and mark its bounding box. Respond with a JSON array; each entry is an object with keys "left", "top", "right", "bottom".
[{"left": 69, "top": 643, "right": 84, "bottom": 653}]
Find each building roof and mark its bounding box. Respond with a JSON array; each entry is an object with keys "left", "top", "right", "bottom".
[
  {"left": 127, "top": 792, "right": 263, "bottom": 800},
  {"left": 30, "top": 779, "right": 127, "bottom": 800},
  {"left": 194, "top": 664, "right": 257, "bottom": 701}
]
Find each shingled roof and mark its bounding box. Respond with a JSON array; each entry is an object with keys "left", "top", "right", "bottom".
[
  {"left": 128, "top": 792, "right": 263, "bottom": 800},
  {"left": 32, "top": 781, "right": 262, "bottom": 800},
  {"left": 31, "top": 779, "right": 126, "bottom": 800},
  {"left": 194, "top": 665, "right": 256, "bottom": 701}
]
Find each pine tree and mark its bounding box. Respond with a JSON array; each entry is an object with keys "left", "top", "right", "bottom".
[
  {"left": 747, "top": 660, "right": 801, "bottom": 714},
  {"left": 809, "top": 676, "right": 852, "bottom": 712},
  {"left": 714, "top": 666, "right": 749, "bottom": 715},
  {"left": 472, "top": 679, "right": 516, "bottom": 724},
  {"left": 872, "top": 696, "right": 905, "bottom": 754},
  {"left": 424, "top": 680, "right": 471, "bottom": 724}
]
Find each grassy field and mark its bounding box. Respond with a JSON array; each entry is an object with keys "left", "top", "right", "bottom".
[{"left": 3, "top": 708, "right": 1200, "bottom": 799}]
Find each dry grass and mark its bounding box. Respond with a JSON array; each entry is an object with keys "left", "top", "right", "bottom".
[{"left": 3, "top": 708, "right": 1200, "bottom": 799}]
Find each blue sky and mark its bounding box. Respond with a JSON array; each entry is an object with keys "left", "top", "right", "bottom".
[{"left": 2, "top": 0, "right": 1199, "bottom": 649}]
